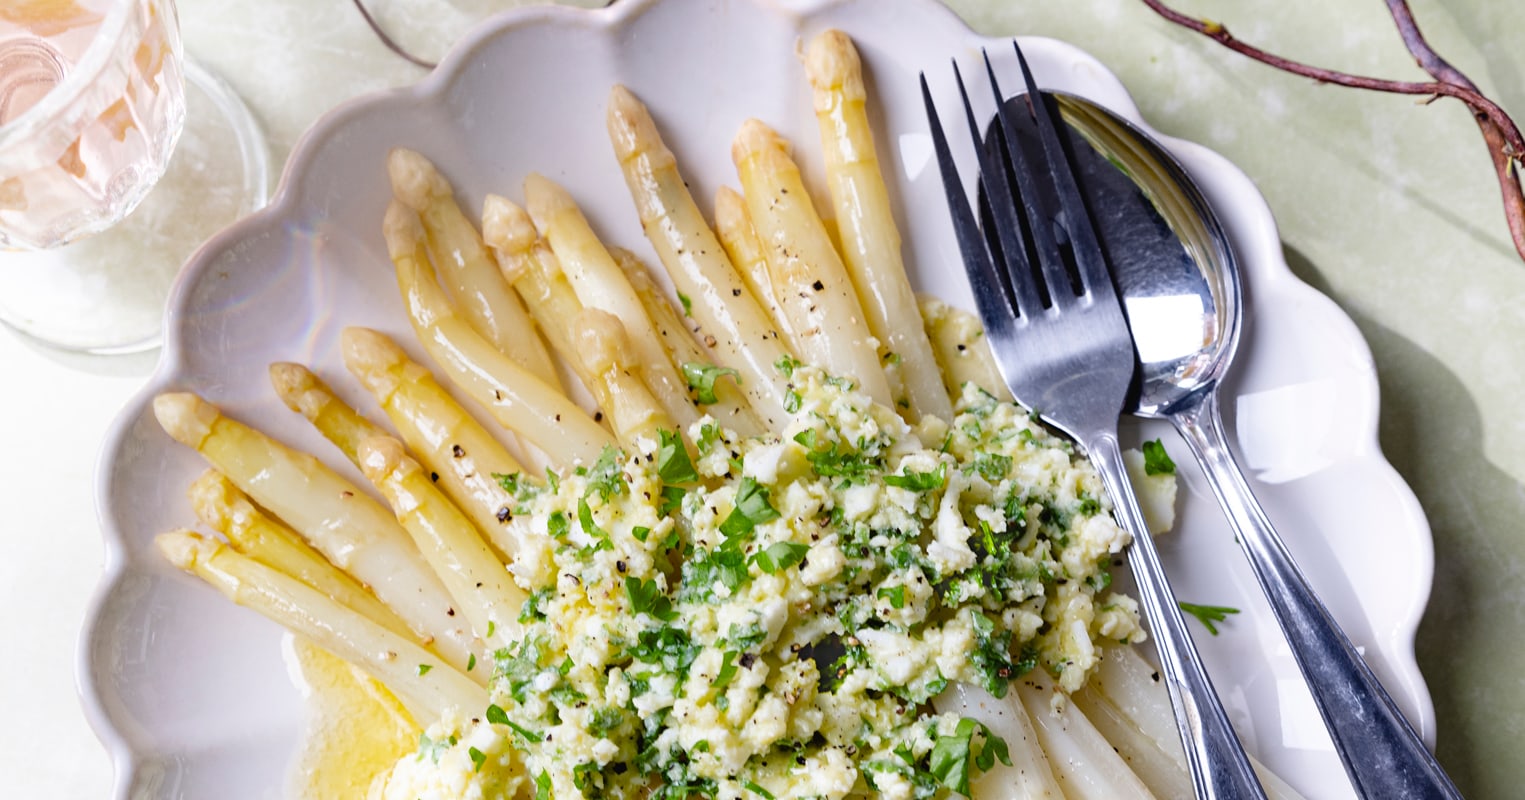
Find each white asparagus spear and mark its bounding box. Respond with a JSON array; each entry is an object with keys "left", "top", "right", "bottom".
[
  {"left": 481, "top": 193, "right": 601, "bottom": 400},
  {"left": 157, "top": 531, "right": 486, "bottom": 723},
  {"left": 606, "top": 85, "right": 794, "bottom": 430},
  {"left": 935, "top": 682, "right": 1064, "bottom": 799},
  {"left": 804, "top": 30, "right": 953, "bottom": 424},
  {"left": 730, "top": 119, "right": 894, "bottom": 408},
  {"left": 188, "top": 469, "right": 416, "bottom": 643},
  {"left": 358, "top": 436, "right": 524, "bottom": 649},
  {"left": 152, "top": 391, "right": 479, "bottom": 674},
  {"left": 388, "top": 148, "right": 562, "bottom": 392},
  {"left": 385, "top": 200, "right": 613, "bottom": 470},
  {"left": 1071, "top": 685, "right": 1194, "bottom": 799},
  {"left": 341, "top": 327, "right": 526, "bottom": 561},
  {"left": 570, "top": 308, "right": 675, "bottom": 448},
  {"left": 269, "top": 362, "right": 390, "bottom": 468},
  {"left": 1014, "top": 669, "right": 1159, "bottom": 799},
  {"left": 918, "top": 294, "right": 1015, "bottom": 404},
  {"left": 523, "top": 173, "right": 701, "bottom": 434},
  {"left": 712, "top": 185, "right": 797, "bottom": 355},
  {"left": 1095, "top": 646, "right": 1307, "bottom": 800},
  {"left": 610, "top": 245, "right": 762, "bottom": 437}
]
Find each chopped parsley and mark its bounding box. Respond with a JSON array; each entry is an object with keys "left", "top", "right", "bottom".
[
  {"left": 656, "top": 429, "right": 697, "bottom": 484},
  {"left": 928, "top": 718, "right": 1013, "bottom": 796},
  {"left": 626, "top": 576, "right": 678, "bottom": 621},
  {"left": 519, "top": 587, "right": 554, "bottom": 623},
  {"left": 1142, "top": 438, "right": 1176, "bottom": 475},
  {"left": 877, "top": 585, "right": 906, "bottom": 609},
  {"left": 1178, "top": 601, "right": 1241, "bottom": 635},
  {"left": 681, "top": 362, "right": 739, "bottom": 405},
  {"left": 883, "top": 462, "right": 946, "bottom": 491},
  {"left": 718, "top": 478, "right": 779, "bottom": 539},
  {"left": 750, "top": 541, "right": 808, "bottom": 573}
]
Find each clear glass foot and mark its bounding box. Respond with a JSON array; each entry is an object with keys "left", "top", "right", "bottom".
[{"left": 0, "top": 59, "right": 269, "bottom": 355}]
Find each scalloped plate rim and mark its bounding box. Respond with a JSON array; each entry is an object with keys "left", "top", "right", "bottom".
[{"left": 76, "top": 0, "right": 1437, "bottom": 796}]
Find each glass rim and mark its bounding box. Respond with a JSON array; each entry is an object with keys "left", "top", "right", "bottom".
[{"left": 0, "top": 0, "right": 143, "bottom": 152}]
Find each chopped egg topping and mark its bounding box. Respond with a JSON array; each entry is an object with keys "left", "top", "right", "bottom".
[{"left": 378, "top": 366, "right": 1147, "bottom": 800}]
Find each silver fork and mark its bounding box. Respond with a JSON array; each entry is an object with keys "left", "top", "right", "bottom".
[{"left": 920, "top": 43, "right": 1269, "bottom": 800}]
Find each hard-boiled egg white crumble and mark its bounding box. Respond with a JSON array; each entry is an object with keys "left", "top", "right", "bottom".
[{"left": 376, "top": 365, "right": 1150, "bottom": 800}]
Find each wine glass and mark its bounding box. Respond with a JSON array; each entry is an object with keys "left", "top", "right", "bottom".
[{"left": 0, "top": 0, "right": 267, "bottom": 354}]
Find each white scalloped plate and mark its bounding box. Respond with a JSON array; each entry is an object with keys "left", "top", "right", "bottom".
[{"left": 80, "top": 0, "right": 1436, "bottom": 796}]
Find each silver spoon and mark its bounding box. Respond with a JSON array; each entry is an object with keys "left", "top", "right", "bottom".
[{"left": 994, "top": 93, "right": 1463, "bottom": 799}]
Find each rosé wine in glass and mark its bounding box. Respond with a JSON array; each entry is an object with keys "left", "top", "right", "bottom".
[
  {"left": 0, "top": 0, "right": 266, "bottom": 355},
  {"left": 0, "top": 0, "right": 184, "bottom": 250}
]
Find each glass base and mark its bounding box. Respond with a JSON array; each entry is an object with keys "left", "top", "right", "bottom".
[{"left": 0, "top": 59, "right": 269, "bottom": 355}]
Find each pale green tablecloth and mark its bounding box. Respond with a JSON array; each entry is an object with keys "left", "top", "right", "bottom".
[{"left": 177, "top": 1, "right": 1525, "bottom": 797}]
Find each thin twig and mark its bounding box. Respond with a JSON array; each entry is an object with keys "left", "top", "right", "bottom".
[
  {"left": 1140, "top": 0, "right": 1525, "bottom": 263},
  {"left": 351, "top": 0, "right": 437, "bottom": 70},
  {"left": 1383, "top": 0, "right": 1525, "bottom": 262}
]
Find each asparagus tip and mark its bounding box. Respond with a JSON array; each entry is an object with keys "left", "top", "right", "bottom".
[
  {"left": 156, "top": 529, "right": 219, "bottom": 571},
  {"left": 387, "top": 147, "right": 451, "bottom": 211},
  {"left": 153, "top": 392, "right": 219, "bottom": 448}
]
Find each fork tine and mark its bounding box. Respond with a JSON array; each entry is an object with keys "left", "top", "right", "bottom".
[
  {"left": 919, "top": 71, "right": 1018, "bottom": 335},
  {"left": 955, "top": 56, "right": 1044, "bottom": 317},
  {"left": 983, "top": 50, "right": 1078, "bottom": 307},
  {"left": 1009, "top": 40, "right": 1115, "bottom": 303}
]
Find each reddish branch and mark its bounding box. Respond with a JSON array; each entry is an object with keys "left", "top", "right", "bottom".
[
  {"left": 351, "top": 0, "right": 438, "bottom": 70},
  {"left": 1140, "top": 0, "right": 1525, "bottom": 263}
]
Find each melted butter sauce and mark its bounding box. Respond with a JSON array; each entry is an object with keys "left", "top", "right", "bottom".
[{"left": 285, "top": 636, "right": 420, "bottom": 798}]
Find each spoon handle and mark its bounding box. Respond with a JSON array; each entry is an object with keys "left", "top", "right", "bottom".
[
  {"left": 1174, "top": 391, "right": 1463, "bottom": 799},
  {"left": 1087, "top": 432, "right": 1268, "bottom": 800}
]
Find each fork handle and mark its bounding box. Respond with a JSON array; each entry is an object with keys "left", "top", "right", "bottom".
[
  {"left": 1087, "top": 432, "right": 1269, "bottom": 800},
  {"left": 1172, "top": 391, "right": 1464, "bottom": 799}
]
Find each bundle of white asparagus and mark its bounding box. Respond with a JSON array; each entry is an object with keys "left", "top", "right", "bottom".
[{"left": 152, "top": 30, "right": 1303, "bottom": 799}]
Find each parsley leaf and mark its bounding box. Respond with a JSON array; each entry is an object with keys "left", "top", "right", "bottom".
[
  {"left": 625, "top": 624, "right": 702, "bottom": 678},
  {"left": 929, "top": 718, "right": 1012, "bottom": 796},
  {"left": 657, "top": 429, "right": 698, "bottom": 484},
  {"left": 724, "top": 621, "right": 767, "bottom": 651},
  {"left": 519, "top": 587, "right": 554, "bottom": 623},
  {"left": 970, "top": 452, "right": 1013, "bottom": 482},
  {"left": 576, "top": 500, "right": 612, "bottom": 557},
  {"left": 719, "top": 478, "right": 779, "bottom": 539},
  {"left": 774, "top": 354, "right": 801, "bottom": 377},
  {"left": 883, "top": 463, "right": 946, "bottom": 492},
  {"left": 626, "top": 576, "right": 678, "bottom": 621},
  {"left": 468, "top": 746, "right": 486, "bottom": 772},
  {"left": 1178, "top": 601, "right": 1240, "bottom": 635},
  {"left": 877, "top": 585, "right": 906, "bottom": 609},
  {"left": 588, "top": 707, "right": 624, "bottom": 737},
  {"left": 678, "top": 545, "right": 749, "bottom": 601},
  {"left": 580, "top": 445, "right": 627, "bottom": 499},
  {"left": 751, "top": 541, "right": 808, "bottom": 574},
  {"left": 682, "top": 362, "right": 740, "bottom": 404},
  {"left": 713, "top": 650, "right": 740, "bottom": 689},
  {"left": 1142, "top": 439, "right": 1176, "bottom": 475},
  {"left": 659, "top": 485, "right": 686, "bottom": 518}
]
